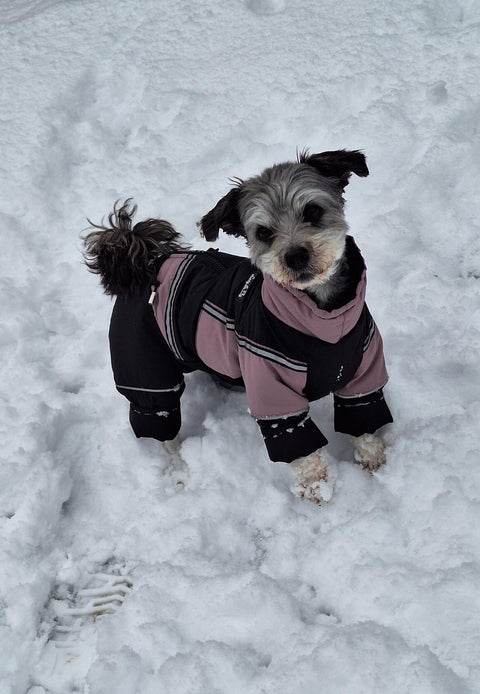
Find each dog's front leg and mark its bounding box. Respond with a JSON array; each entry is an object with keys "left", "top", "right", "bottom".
[
  {"left": 290, "top": 449, "right": 334, "bottom": 504},
  {"left": 351, "top": 433, "right": 386, "bottom": 472}
]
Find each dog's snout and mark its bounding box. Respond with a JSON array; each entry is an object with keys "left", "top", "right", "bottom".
[{"left": 284, "top": 246, "right": 310, "bottom": 271}]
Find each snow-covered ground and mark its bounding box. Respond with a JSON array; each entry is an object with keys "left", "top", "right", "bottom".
[{"left": 1, "top": 1, "right": 480, "bottom": 692}]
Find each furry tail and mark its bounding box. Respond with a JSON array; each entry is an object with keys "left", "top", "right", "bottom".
[{"left": 82, "top": 199, "right": 188, "bottom": 296}]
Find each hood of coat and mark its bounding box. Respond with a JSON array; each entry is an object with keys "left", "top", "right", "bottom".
[{"left": 261, "top": 239, "right": 367, "bottom": 343}]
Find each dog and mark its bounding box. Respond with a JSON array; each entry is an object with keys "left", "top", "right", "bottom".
[{"left": 83, "top": 149, "right": 393, "bottom": 504}]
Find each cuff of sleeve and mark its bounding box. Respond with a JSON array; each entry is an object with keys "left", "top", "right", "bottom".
[
  {"left": 129, "top": 403, "right": 181, "bottom": 442},
  {"left": 334, "top": 388, "right": 393, "bottom": 437},
  {"left": 257, "top": 412, "right": 328, "bottom": 463}
]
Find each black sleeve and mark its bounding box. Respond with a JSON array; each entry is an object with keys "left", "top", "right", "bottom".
[
  {"left": 256, "top": 411, "right": 328, "bottom": 463},
  {"left": 109, "top": 292, "right": 186, "bottom": 443},
  {"left": 334, "top": 388, "right": 393, "bottom": 437},
  {"left": 127, "top": 382, "right": 185, "bottom": 442}
]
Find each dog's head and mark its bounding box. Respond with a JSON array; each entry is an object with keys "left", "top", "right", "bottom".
[{"left": 201, "top": 149, "right": 368, "bottom": 290}]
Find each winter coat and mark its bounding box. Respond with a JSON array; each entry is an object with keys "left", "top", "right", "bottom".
[{"left": 109, "top": 236, "right": 393, "bottom": 463}]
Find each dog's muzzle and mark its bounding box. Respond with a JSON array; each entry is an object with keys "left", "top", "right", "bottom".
[{"left": 284, "top": 246, "right": 310, "bottom": 270}]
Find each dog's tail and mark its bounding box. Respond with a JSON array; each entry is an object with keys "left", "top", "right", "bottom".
[{"left": 82, "top": 199, "right": 188, "bottom": 297}]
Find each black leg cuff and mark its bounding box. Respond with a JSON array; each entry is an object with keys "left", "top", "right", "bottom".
[
  {"left": 334, "top": 388, "right": 393, "bottom": 437},
  {"left": 129, "top": 403, "right": 181, "bottom": 442},
  {"left": 257, "top": 412, "right": 328, "bottom": 463}
]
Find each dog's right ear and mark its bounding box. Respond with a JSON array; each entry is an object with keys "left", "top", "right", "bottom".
[{"left": 200, "top": 188, "right": 245, "bottom": 241}]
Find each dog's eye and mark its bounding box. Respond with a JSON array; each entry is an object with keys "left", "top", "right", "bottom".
[
  {"left": 256, "top": 226, "right": 274, "bottom": 242},
  {"left": 302, "top": 203, "right": 324, "bottom": 226}
]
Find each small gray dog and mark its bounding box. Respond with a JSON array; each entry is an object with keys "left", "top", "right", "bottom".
[{"left": 83, "top": 149, "right": 392, "bottom": 504}]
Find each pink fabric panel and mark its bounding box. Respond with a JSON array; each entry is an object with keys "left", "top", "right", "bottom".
[
  {"left": 261, "top": 271, "right": 367, "bottom": 343},
  {"left": 335, "top": 325, "right": 388, "bottom": 398},
  {"left": 238, "top": 347, "right": 308, "bottom": 419},
  {"left": 195, "top": 310, "right": 242, "bottom": 379},
  {"left": 152, "top": 254, "right": 189, "bottom": 343}
]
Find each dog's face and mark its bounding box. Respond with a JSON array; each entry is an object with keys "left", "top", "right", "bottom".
[
  {"left": 238, "top": 163, "right": 349, "bottom": 290},
  {"left": 201, "top": 150, "right": 369, "bottom": 291}
]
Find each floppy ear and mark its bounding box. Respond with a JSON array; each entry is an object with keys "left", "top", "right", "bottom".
[
  {"left": 300, "top": 149, "right": 369, "bottom": 190},
  {"left": 200, "top": 188, "right": 245, "bottom": 241}
]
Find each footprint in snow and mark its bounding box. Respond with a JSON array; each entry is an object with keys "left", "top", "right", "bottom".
[
  {"left": 33, "top": 564, "right": 133, "bottom": 692},
  {"left": 246, "top": 0, "right": 286, "bottom": 16},
  {"left": 48, "top": 569, "right": 133, "bottom": 647}
]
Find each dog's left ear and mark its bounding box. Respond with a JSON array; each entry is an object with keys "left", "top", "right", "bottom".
[
  {"left": 200, "top": 188, "right": 245, "bottom": 241},
  {"left": 300, "top": 149, "right": 369, "bottom": 190}
]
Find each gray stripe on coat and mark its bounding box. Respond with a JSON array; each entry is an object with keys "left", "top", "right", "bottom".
[
  {"left": 116, "top": 382, "right": 184, "bottom": 393},
  {"left": 165, "top": 255, "right": 194, "bottom": 359},
  {"left": 202, "top": 301, "right": 235, "bottom": 330},
  {"left": 236, "top": 336, "right": 307, "bottom": 372}
]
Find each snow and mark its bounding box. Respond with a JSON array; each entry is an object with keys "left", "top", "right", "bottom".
[{"left": 1, "top": 0, "right": 479, "bottom": 692}]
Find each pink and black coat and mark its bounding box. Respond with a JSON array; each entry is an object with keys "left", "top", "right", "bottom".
[{"left": 109, "top": 237, "right": 393, "bottom": 463}]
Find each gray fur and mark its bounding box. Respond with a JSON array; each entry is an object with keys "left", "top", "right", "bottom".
[{"left": 201, "top": 150, "right": 369, "bottom": 310}]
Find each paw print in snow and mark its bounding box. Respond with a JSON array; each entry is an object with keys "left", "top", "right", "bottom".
[{"left": 246, "top": 0, "right": 286, "bottom": 16}]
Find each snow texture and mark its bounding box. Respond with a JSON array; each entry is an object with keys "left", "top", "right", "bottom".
[{"left": 1, "top": 0, "right": 480, "bottom": 692}]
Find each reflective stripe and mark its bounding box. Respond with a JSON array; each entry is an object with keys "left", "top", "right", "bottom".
[
  {"left": 116, "top": 382, "right": 184, "bottom": 393},
  {"left": 334, "top": 382, "right": 388, "bottom": 399},
  {"left": 202, "top": 301, "right": 235, "bottom": 331},
  {"left": 255, "top": 408, "right": 309, "bottom": 421},
  {"left": 165, "top": 255, "right": 195, "bottom": 359},
  {"left": 236, "top": 335, "right": 307, "bottom": 372}
]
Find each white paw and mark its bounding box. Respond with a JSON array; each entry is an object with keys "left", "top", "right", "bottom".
[
  {"left": 290, "top": 450, "right": 334, "bottom": 504},
  {"left": 291, "top": 477, "right": 334, "bottom": 505},
  {"left": 352, "top": 433, "right": 386, "bottom": 472}
]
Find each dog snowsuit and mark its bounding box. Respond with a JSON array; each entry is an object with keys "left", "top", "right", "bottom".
[{"left": 109, "top": 236, "right": 392, "bottom": 463}]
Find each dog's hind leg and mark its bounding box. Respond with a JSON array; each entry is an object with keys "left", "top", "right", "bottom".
[
  {"left": 163, "top": 435, "right": 189, "bottom": 493},
  {"left": 164, "top": 434, "right": 182, "bottom": 456}
]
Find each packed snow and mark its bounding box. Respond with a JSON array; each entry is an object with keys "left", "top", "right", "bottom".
[{"left": 1, "top": 0, "right": 479, "bottom": 692}]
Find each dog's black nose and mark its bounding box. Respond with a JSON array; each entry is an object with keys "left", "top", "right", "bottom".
[{"left": 284, "top": 246, "right": 310, "bottom": 270}]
